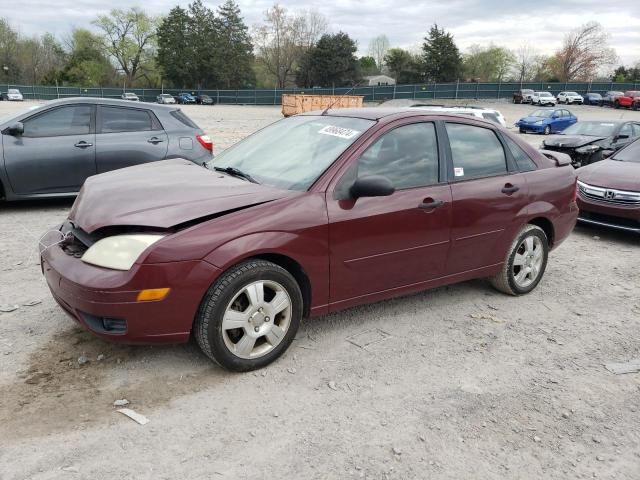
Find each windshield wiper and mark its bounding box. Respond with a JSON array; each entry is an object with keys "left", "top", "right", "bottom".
[{"left": 213, "top": 166, "right": 260, "bottom": 184}]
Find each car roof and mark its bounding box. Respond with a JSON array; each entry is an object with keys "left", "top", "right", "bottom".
[
  {"left": 300, "top": 107, "right": 498, "bottom": 126},
  {"left": 16, "top": 97, "right": 179, "bottom": 113}
]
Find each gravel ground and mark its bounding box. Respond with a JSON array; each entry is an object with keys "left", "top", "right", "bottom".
[{"left": 1, "top": 100, "right": 639, "bottom": 480}]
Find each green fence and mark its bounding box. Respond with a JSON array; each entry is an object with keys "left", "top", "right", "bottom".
[{"left": 2, "top": 81, "right": 639, "bottom": 105}]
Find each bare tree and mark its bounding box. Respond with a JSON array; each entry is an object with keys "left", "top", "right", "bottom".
[
  {"left": 514, "top": 44, "right": 538, "bottom": 82},
  {"left": 553, "top": 22, "right": 617, "bottom": 81},
  {"left": 93, "top": 7, "right": 157, "bottom": 83},
  {"left": 368, "top": 35, "right": 389, "bottom": 72},
  {"left": 253, "top": 4, "right": 327, "bottom": 88}
]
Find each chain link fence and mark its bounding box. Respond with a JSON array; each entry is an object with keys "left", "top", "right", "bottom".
[{"left": 2, "top": 81, "right": 639, "bottom": 104}]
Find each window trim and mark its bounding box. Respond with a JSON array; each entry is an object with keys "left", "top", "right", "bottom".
[
  {"left": 20, "top": 104, "right": 95, "bottom": 138},
  {"left": 498, "top": 132, "right": 538, "bottom": 173},
  {"left": 441, "top": 120, "right": 517, "bottom": 183},
  {"left": 96, "top": 105, "right": 163, "bottom": 134}
]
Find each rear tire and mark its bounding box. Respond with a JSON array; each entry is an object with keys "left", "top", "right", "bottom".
[
  {"left": 489, "top": 225, "right": 549, "bottom": 296},
  {"left": 194, "top": 259, "right": 303, "bottom": 372}
]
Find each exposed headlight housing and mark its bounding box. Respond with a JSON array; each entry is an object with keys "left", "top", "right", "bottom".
[
  {"left": 81, "top": 234, "right": 164, "bottom": 271},
  {"left": 575, "top": 145, "right": 601, "bottom": 154}
]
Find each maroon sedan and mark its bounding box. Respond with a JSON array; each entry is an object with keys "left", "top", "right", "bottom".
[
  {"left": 577, "top": 139, "right": 640, "bottom": 233},
  {"left": 40, "top": 109, "right": 578, "bottom": 371}
]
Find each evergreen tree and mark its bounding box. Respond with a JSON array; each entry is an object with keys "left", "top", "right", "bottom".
[
  {"left": 187, "top": 0, "right": 218, "bottom": 88},
  {"left": 156, "top": 6, "right": 191, "bottom": 88},
  {"left": 216, "top": 0, "right": 254, "bottom": 88},
  {"left": 422, "top": 24, "right": 462, "bottom": 82},
  {"left": 297, "top": 32, "right": 359, "bottom": 88}
]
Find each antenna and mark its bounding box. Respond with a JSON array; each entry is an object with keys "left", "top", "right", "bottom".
[{"left": 321, "top": 81, "right": 362, "bottom": 115}]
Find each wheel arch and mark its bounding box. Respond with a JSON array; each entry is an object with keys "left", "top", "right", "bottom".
[{"left": 528, "top": 216, "right": 555, "bottom": 248}]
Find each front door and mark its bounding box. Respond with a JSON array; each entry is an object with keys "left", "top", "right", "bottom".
[
  {"left": 3, "top": 104, "right": 96, "bottom": 195},
  {"left": 443, "top": 122, "right": 530, "bottom": 274},
  {"left": 95, "top": 105, "right": 168, "bottom": 173},
  {"left": 326, "top": 121, "right": 452, "bottom": 309}
]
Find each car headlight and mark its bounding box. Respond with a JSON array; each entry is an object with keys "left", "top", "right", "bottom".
[
  {"left": 575, "top": 145, "right": 601, "bottom": 154},
  {"left": 535, "top": 120, "right": 545, "bottom": 125},
  {"left": 81, "top": 234, "right": 164, "bottom": 271}
]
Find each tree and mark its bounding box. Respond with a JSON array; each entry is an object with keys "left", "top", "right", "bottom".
[
  {"left": 384, "top": 48, "right": 423, "bottom": 84},
  {"left": 296, "top": 32, "right": 359, "bottom": 88},
  {"left": 93, "top": 7, "right": 158, "bottom": 83},
  {"left": 552, "top": 22, "right": 617, "bottom": 81},
  {"left": 358, "top": 56, "right": 377, "bottom": 77},
  {"left": 0, "top": 18, "right": 20, "bottom": 82},
  {"left": 513, "top": 44, "right": 538, "bottom": 82},
  {"left": 611, "top": 65, "right": 640, "bottom": 82},
  {"left": 156, "top": 7, "right": 192, "bottom": 88},
  {"left": 463, "top": 45, "right": 514, "bottom": 82},
  {"left": 62, "top": 29, "right": 114, "bottom": 86},
  {"left": 216, "top": 0, "right": 255, "bottom": 88},
  {"left": 422, "top": 24, "right": 462, "bottom": 82},
  {"left": 368, "top": 35, "right": 389, "bottom": 73},
  {"left": 186, "top": 0, "right": 218, "bottom": 88},
  {"left": 253, "top": 5, "right": 327, "bottom": 88}
]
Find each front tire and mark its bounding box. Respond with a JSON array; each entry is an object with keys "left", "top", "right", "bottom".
[
  {"left": 194, "top": 259, "right": 303, "bottom": 371},
  {"left": 543, "top": 126, "right": 551, "bottom": 135},
  {"left": 489, "top": 225, "right": 549, "bottom": 296}
]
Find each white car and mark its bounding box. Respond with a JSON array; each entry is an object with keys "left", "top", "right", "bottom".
[
  {"left": 156, "top": 93, "right": 176, "bottom": 104},
  {"left": 410, "top": 105, "right": 507, "bottom": 127},
  {"left": 3, "top": 88, "right": 23, "bottom": 101},
  {"left": 557, "top": 91, "right": 584, "bottom": 105},
  {"left": 121, "top": 92, "right": 140, "bottom": 101},
  {"left": 531, "top": 91, "right": 556, "bottom": 106}
]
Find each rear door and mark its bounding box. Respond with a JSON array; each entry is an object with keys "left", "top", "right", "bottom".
[
  {"left": 443, "top": 122, "right": 530, "bottom": 274},
  {"left": 2, "top": 104, "right": 96, "bottom": 195},
  {"left": 95, "top": 105, "right": 168, "bottom": 173}
]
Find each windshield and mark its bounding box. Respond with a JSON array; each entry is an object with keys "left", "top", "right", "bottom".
[
  {"left": 8, "top": 89, "right": 20, "bottom": 94},
  {"left": 607, "top": 91, "right": 624, "bottom": 96},
  {"left": 561, "top": 122, "right": 616, "bottom": 137},
  {"left": 566, "top": 92, "right": 579, "bottom": 96},
  {"left": 612, "top": 139, "right": 640, "bottom": 163},
  {"left": 522, "top": 89, "right": 533, "bottom": 94},
  {"left": 539, "top": 92, "right": 552, "bottom": 97},
  {"left": 207, "top": 115, "right": 374, "bottom": 191},
  {"left": 160, "top": 94, "right": 172, "bottom": 98},
  {"left": 530, "top": 109, "right": 553, "bottom": 118},
  {"left": 588, "top": 93, "right": 602, "bottom": 98}
]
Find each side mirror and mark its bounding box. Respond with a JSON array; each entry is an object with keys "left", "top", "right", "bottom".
[
  {"left": 602, "top": 150, "right": 614, "bottom": 159},
  {"left": 6, "top": 122, "right": 23, "bottom": 136},
  {"left": 616, "top": 134, "right": 629, "bottom": 140},
  {"left": 551, "top": 114, "right": 559, "bottom": 119},
  {"left": 350, "top": 176, "right": 395, "bottom": 199}
]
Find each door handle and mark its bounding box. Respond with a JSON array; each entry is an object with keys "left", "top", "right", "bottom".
[
  {"left": 147, "top": 137, "right": 164, "bottom": 144},
  {"left": 418, "top": 198, "right": 444, "bottom": 210},
  {"left": 502, "top": 184, "right": 520, "bottom": 194},
  {"left": 74, "top": 141, "right": 93, "bottom": 148}
]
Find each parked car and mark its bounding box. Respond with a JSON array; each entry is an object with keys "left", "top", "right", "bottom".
[
  {"left": 196, "top": 94, "right": 214, "bottom": 105},
  {"left": 576, "top": 139, "right": 640, "bottom": 233},
  {"left": 515, "top": 108, "right": 577, "bottom": 135},
  {"left": 583, "top": 93, "right": 603, "bottom": 106},
  {"left": 513, "top": 89, "right": 535, "bottom": 104},
  {"left": 39, "top": 108, "right": 578, "bottom": 371},
  {"left": 601, "top": 91, "right": 624, "bottom": 107},
  {"left": 121, "top": 92, "right": 140, "bottom": 102},
  {"left": 1, "top": 89, "right": 24, "bottom": 101},
  {"left": 531, "top": 91, "right": 557, "bottom": 106},
  {"left": 0, "top": 98, "right": 212, "bottom": 201},
  {"left": 614, "top": 91, "right": 640, "bottom": 109},
  {"left": 156, "top": 93, "right": 176, "bottom": 104},
  {"left": 177, "top": 92, "right": 196, "bottom": 104},
  {"left": 410, "top": 105, "right": 507, "bottom": 127},
  {"left": 634, "top": 97, "right": 640, "bottom": 111},
  {"left": 541, "top": 120, "right": 640, "bottom": 167},
  {"left": 557, "top": 91, "right": 584, "bottom": 105}
]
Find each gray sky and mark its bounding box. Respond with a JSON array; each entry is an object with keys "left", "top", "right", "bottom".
[{"left": 6, "top": 0, "right": 640, "bottom": 66}]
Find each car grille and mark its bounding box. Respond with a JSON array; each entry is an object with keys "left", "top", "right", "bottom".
[{"left": 578, "top": 181, "right": 640, "bottom": 206}]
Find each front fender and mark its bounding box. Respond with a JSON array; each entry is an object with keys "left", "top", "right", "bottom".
[{"left": 204, "top": 230, "right": 330, "bottom": 314}]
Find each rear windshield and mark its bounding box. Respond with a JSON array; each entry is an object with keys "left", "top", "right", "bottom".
[
  {"left": 539, "top": 92, "right": 552, "bottom": 97},
  {"left": 170, "top": 109, "right": 199, "bottom": 129}
]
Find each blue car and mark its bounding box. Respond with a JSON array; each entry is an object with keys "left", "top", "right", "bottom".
[
  {"left": 176, "top": 92, "right": 196, "bottom": 104},
  {"left": 515, "top": 108, "right": 577, "bottom": 135},
  {"left": 583, "top": 93, "right": 602, "bottom": 106}
]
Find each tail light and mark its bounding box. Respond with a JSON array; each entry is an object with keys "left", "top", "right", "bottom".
[{"left": 196, "top": 134, "right": 213, "bottom": 152}]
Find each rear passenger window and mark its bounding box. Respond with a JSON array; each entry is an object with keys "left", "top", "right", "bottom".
[
  {"left": 504, "top": 136, "right": 537, "bottom": 172},
  {"left": 357, "top": 122, "right": 439, "bottom": 189},
  {"left": 446, "top": 123, "right": 507, "bottom": 179},
  {"left": 100, "top": 107, "right": 154, "bottom": 133},
  {"left": 170, "top": 110, "right": 200, "bottom": 129}
]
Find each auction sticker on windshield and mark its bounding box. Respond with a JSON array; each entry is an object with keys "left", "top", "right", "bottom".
[{"left": 318, "top": 125, "right": 360, "bottom": 140}]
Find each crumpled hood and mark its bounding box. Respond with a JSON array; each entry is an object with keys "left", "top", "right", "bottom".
[
  {"left": 70, "top": 159, "right": 293, "bottom": 233},
  {"left": 544, "top": 135, "right": 606, "bottom": 148},
  {"left": 577, "top": 159, "right": 640, "bottom": 191}
]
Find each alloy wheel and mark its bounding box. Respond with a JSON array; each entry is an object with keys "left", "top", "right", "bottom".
[{"left": 512, "top": 236, "right": 544, "bottom": 289}]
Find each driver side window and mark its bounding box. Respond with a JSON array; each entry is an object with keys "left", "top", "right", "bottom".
[{"left": 356, "top": 122, "right": 439, "bottom": 190}]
